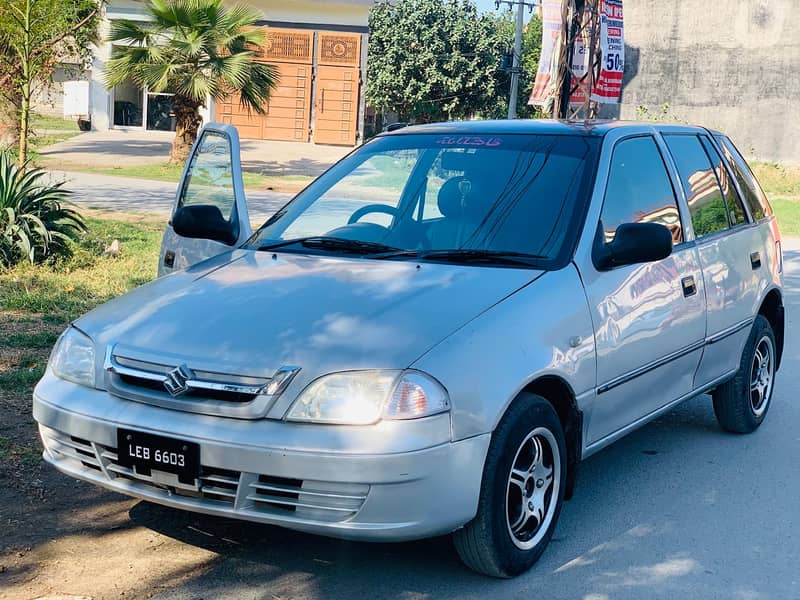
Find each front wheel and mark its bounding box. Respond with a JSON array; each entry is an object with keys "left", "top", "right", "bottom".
[
  {"left": 712, "top": 315, "right": 777, "bottom": 433},
  {"left": 453, "top": 394, "right": 566, "bottom": 578}
]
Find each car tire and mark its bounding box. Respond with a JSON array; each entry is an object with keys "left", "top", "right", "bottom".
[
  {"left": 453, "top": 393, "right": 567, "bottom": 578},
  {"left": 712, "top": 315, "right": 776, "bottom": 434}
]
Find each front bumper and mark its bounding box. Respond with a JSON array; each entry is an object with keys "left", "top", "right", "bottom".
[{"left": 33, "top": 372, "right": 490, "bottom": 542}]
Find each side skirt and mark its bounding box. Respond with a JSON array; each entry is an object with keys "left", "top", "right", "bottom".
[{"left": 581, "top": 369, "right": 737, "bottom": 460}]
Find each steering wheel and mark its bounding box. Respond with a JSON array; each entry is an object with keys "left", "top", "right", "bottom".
[{"left": 347, "top": 204, "right": 399, "bottom": 225}]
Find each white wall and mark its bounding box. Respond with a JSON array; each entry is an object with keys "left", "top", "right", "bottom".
[{"left": 247, "top": 0, "right": 371, "bottom": 27}]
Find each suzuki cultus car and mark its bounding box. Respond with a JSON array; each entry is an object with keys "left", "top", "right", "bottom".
[{"left": 34, "top": 120, "right": 783, "bottom": 577}]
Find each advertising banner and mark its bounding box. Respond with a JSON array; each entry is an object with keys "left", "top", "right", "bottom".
[
  {"left": 591, "top": 0, "right": 624, "bottom": 103},
  {"left": 529, "top": 0, "right": 624, "bottom": 107}
]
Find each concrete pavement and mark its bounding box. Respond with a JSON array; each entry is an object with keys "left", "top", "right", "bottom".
[
  {"left": 39, "top": 130, "right": 351, "bottom": 176},
  {"left": 48, "top": 170, "right": 293, "bottom": 226}
]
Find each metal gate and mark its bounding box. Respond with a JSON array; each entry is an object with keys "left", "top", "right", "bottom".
[
  {"left": 313, "top": 33, "right": 361, "bottom": 146},
  {"left": 217, "top": 29, "right": 313, "bottom": 142}
]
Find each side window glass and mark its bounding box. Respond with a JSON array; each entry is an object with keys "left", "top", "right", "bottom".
[
  {"left": 178, "top": 131, "right": 236, "bottom": 221},
  {"left": 664, "top": 134, "right": 729, "bottom": 238},
  {"left": 701, "top": 136, "right": 747, "bottom": 226},
  {"left": 601, "top": 136, "right": 683, "bottom": 244},
  {"left": 716, "top": 136, "right": 773, "bottom": 220}
]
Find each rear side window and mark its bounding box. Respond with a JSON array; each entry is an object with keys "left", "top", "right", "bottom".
[
  {"left": 664, "top": 134, "right": 729, "bottom": 238},
  {"left": 601, "top": 136, "right": 683, "bottom": 244},
  {"left": 716, "top": 136, "right": 773, "bottom": 221},
  {"left": 700, "top": 136, "right": 748, "bottom": 226}
]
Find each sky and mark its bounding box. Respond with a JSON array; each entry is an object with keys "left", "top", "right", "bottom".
[{"left": 476, "top": 0, "right": 537, "bottom": 21}]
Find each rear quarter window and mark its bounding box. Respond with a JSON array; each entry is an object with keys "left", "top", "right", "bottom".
[{"left": 715, "top": 136, "right": 773, "bottom": 221}]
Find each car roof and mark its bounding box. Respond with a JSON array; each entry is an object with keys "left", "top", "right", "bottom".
[{"left": 381, "top": 119, "right": 717, "bottom": 138}]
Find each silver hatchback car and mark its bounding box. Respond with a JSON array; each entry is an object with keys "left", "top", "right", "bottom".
[{"left": 34, "top": 120, "right": 784, "bottom": 577}]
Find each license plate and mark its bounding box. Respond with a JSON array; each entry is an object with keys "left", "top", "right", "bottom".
[{"left": 117, "top": 429, "right": 200, "bottom": 484}]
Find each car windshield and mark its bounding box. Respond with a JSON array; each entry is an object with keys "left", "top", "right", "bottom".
[{"left": 247, "top": 132, "right": 600, "bottom": 264}]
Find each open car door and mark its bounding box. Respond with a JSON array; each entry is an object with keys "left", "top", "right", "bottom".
[{"left": 158, "top": 123, "right": 251, "bottom": 277}]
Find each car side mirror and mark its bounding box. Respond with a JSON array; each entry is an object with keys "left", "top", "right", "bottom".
[
  {"left": 594, "top": 222, "right": 673, "bottom": 270},
  {"left": 172, "top": 204, "right": 238, "bottom": 246}
]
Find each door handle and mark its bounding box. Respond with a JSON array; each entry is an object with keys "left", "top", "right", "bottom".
[
  {"left": 681, "top": 275, "right": 697, "bottom": 298},
  {"left": 750, "top": 251, "right": 761, "bottom": 269}
]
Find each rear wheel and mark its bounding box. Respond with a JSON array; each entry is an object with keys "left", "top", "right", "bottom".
[
  {"left": 453, "top": 394, "right": 566, "bottom": 578},
  {"left": 712, "top": 315, "right": 776, "bottom": 433}
]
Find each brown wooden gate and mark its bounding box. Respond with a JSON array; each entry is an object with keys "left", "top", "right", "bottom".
[
  {"left": 218, "top": 29, "right": 313, "bottom": 142},
  {"left": 313, "top": 33, "right": 361, "bottom": 146}
]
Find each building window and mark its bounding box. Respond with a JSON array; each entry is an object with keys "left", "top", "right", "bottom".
[{"left": 113, "top": 79, "right": 144, "bottom": 127}]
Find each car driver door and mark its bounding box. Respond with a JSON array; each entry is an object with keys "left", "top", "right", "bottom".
[
  {"left": 578, "top": 134, "right": 707, "bottom": 449},
  {"left": 158, "top": 123, "right": 251, "bottom": 276}
]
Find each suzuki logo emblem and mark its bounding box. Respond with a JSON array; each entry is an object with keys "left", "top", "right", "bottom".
[{"left": 163, "top": 364, "right": 193, "bottom": 397}]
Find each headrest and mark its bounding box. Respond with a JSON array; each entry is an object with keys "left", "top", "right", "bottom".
[{"left": 438, "top": 176, "right": 468, "bottom": 218}]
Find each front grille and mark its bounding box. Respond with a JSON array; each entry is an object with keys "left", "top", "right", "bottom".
[
  {"left": 247, "top": 475, "right": 368, "bottom": 523},
  {"left": 40, "top": 426, "right": 368, "bottom": 523},
  {"left": 117, "top": 374, "right": 257, "bottom": 403},
  {"left": 43, "top": 433, "right": 102, "bottom": 472}
]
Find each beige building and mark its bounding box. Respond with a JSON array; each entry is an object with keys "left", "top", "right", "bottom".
[{"left": 59, "top": 0, "right": 374, "bottom": 146}]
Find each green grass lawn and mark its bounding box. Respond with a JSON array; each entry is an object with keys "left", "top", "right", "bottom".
[
  {"left": 30, "top": 113, "right": 80, "bottom": 132},
  {"left": 1, "top": 216, "right": 162, "bottom": 322},
  {"left": 753, "top": 162, "right": 800, "bottom": 236}
]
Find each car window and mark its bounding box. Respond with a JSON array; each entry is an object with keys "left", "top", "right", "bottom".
[
  {"left": 281, "top": 150, "right": 418, "bottom": 239},
  {"left": 664, "top": 134, "right": 730, "bottom": 238},
  {"left": 178, "top": 131, "right": 236, "bottom": 220},
  {"left": 700, "top": 136, "right": 748, "bottom": 226},
  {"left": 601, "top": 136, "right": 683, "bottom": 244},
  {"left": 251, "top": 133, "right": 601, "bottom": 264},
  {"left": 715, "top": 136, "right": 773, "bottom": 221}
]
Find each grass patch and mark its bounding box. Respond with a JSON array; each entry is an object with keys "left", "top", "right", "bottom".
[
  {"left": 750, "top": 162, "right": 800, "bottom": 236},
  {"left": 771, "top": 199, "right": 800, "bottom": 237},
  {"left": 0, "top": 362, "right": 46, "bottom": 391},
  {"left": 0, "top": 215, "right": 162, "bottom": 322},
  {"left": 77, "top": 162, "right": 312, "bottom": 193},
  {"left": 3, "top": 330, "right": 60, "bottom": 349},
  {"left": 31, "top": 113, "right": 80, "bottom": 132},
  {"left": 0, "top": 435, "right": 42, "bottom": 467},
  {"left": 752, "top": 162, "right": 800, "bottom": 199}
]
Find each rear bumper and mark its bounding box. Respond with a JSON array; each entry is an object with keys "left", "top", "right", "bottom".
[{"left": 33, "top": 373, "right": 490, "bottom": 542}]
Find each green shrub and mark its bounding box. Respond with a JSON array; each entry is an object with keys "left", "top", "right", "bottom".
[{"left": 0, "top": 150, "right": 85, "bottom": 267}]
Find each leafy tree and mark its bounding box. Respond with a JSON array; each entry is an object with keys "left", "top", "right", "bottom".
[
  {"left": 367, "top": 0, "right": 511, "bottom": 123},
  {"left": 0, "top": 149, "right": 84, "bottom": 266},
  {"left": 487, "top": 10, "right": 543, "bottom": 119},
  {"left": 0, "top": 0, "right": 100, "bottom": 164},
  {"left": 106, "top": 0, "right": 278, "bottom": 164}
]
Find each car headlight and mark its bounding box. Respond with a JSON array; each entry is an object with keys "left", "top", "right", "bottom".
[
  {"left": 286, "top": 370, "right": 450, "bottom": 425},
  {"left": 49, "top": 327, "right": 96, "bottom": 388}
]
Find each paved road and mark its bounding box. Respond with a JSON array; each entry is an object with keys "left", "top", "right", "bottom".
[
  {"left": 149, "top": 244, "right": 798, "bottom": 599},
  {"left": 48, "top": 170, "right": 293, "bottom": 225}
]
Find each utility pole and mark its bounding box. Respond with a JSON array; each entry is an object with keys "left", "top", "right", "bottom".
[
  {"left": 496, "top": 0, "right": 538, "bottom": 119},
  {"left": 552, "top": 0, "right": 602, "bottom": 120}
]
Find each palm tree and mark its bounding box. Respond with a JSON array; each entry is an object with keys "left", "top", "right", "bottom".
[{"left": 105, "top": 0, "right": 278, "bottom": 164}]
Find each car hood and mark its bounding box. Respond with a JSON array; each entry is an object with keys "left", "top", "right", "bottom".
[{"left": 77, "top": 249, "right": 542, "bottom": 381}]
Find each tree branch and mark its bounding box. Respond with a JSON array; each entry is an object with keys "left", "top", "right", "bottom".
[{"left": 28, "top": 5, "right": 100, "bottom": 64}]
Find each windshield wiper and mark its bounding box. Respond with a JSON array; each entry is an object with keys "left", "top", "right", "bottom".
[
  {"left": 258, "top": 236, "right": 401, "bottom": 255},
  {"left": 417, "top": 249, "right": 544, "bottom": 266}
]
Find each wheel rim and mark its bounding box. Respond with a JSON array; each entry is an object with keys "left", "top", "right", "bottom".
[
  {"left": 749, "top": 335, "right": 775, "bottom": 417},
  {"left": 505, "top": 427, "right": 560, "bottom": 551}
]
